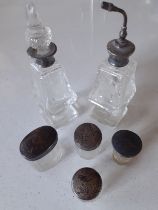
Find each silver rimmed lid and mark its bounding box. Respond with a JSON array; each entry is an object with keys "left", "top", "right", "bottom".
[
  {"left": 74, "top": 123, "right": 102, "bottom": 151},
  {"left": 107, "top": 38, "right": 135, "bottom": 67},
  {"left": 112, "top": 130, "right": 142, "bottom": 158},
  {"left": 20, "top": 126, "right": 58, "bottom": 161},
  {"left": 72, "top": 167, "right": 102, "bottom": 200}
]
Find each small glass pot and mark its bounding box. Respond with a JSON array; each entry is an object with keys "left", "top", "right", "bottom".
[
  {"left": 112, "top": 130, "right": 142, "bottom": 165},
  {"left": 72, "top": 167, "right": 102, "bottom": 201},
  {"left": 74, "top": 123, "right": 102, "bottom": 160},
  {"left": 20, "top": 126, "right": 62, "bottom": 171}
]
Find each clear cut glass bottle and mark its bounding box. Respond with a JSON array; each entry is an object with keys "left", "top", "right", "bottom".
[
  {"left": 25, "top": 2, "right": 78, "bottom": 128},
  {"left": 89, "top": 58, "right": 137, "bottom": 126},
  {"left": 89, "top": 2, "right": 136, "bottom": 126},
  {"left": 19, "top": 126, "right": 63, "bottom": 171}
]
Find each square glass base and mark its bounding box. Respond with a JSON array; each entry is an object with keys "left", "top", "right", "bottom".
[
  {"left": 90, "top": 105, "right": 127, "bottom": 127},
  {"left": 40, "top": 103, "right": 78, "bottom": 128}
]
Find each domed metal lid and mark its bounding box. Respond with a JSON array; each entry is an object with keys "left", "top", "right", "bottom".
[
  {"left": 112, "top": 130, "right": 142, "bottom": 158},
  {"left": 72, "top": 167, "right": 102, "bottom": 200},
  {"left": 74, "top": 123, "right": 102, "bottom": 151},
  {"left": 102, "top": 2, "right": 135, "bottom": 67},
  {"left": 107, "top": 38, "right": 135, "bottom": 67},
  {"left": 20, "top": 126, "right": 58, "bottom": 161}
]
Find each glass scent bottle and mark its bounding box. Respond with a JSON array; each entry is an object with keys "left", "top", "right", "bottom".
[
  {"left": 20, "top": 126, "right": 62, "bottom": 171},
  {"left": 74, "top": 123, "right": 102, "bottom": 159},
  {"left": 72, "top": 167, "right": 102, "bottom": 201},
  {"left": 25, "top": 2, "right": 78, "bottom": 128},
  {"left": 112, "top": 130, "right": 142, "bottom": 165},
  {"left": 89, "top": 2, "right": 137, "bottom": 126}
]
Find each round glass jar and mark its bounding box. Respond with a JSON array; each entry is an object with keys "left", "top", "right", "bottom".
[
  {"left": 112, "top": 130, "right": 142, "bottom": 164},
  {"left": 74, "top": 123, "right": 102, "bottom": 159},
  {"left": 19, "top": 126, "right": 62, "bottom": 171},
  {"left": 72, "top": 167, "right": 102, "bottom": 201}
]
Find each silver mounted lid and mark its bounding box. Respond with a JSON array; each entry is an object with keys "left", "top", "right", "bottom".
[
  {"left": 72, "top": 167, "right": 102, "bottom": 200},
  {"left": 74, "top": 123, "right": 102, "bottom": 151},
  {"left": 19, "top": 126, "right": 58, "bottom": 161},
  {"left": 102, "top": 2, "right": 135, "bottom": 67}
]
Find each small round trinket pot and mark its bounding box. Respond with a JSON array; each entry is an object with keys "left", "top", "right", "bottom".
[
  {"left": 20, "top": 126, "right": 62, "bottom": 171},
  {"left": 112, "top": 130, "right": 142, "bottom": 164},
  {"left": 74, "top": 123, "right": 102, "bottom": 159}
]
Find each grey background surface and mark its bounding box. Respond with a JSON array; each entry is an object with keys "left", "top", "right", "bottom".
[{"left": 0, "top": 0, "right": 158, "bottom": 209}]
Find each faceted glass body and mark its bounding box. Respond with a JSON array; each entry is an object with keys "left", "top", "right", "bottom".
[
  {"left": 75, "top": 146, "right": 101, "bottom": 160},
  {"left": 30, "top": 143, "right": 62, "bottom": 171},
  {"left": 113, "top": 149, "right": 132, "bottom": 165},
  {"left": 31, "top": 60, "right": 78, "bottom": 128},
  {"left": 89, "top": 58, "right": 137, "bottom": 126}
]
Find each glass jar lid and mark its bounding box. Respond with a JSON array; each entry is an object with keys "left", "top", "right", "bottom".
[
  {"left": 72, "top": 167, "right": 102, "bottom": 200},
  {"left": 112, "top": 130, "right": 142, "bottom": 158},
  {"left": 20, "top": 126, "right": 58, "bottom": 161},
  {"left": 74, "top": 123, "right": 102, "bottom": 151}
]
